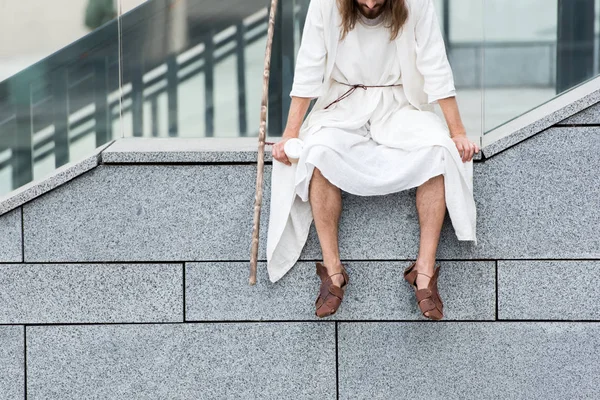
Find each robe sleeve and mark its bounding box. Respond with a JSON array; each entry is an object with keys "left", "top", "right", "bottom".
[
  {"left": 289, "top": 0, "right": 327, "bottom": 99},
  {"left": 414, "top": 0, "right": 456, "bottom": 104}
]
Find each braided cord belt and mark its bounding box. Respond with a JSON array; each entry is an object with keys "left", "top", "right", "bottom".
[{"left": 324, "top": 82, "right": 403, "bottom": 110}]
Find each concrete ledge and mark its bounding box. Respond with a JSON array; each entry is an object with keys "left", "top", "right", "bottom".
[
  {"left": 338, "top": 322, "right": 600, "bottom": 399},
  {"left": 101, "top": 137, "right": 273, "bottom": 163},
  {"left": 556, "top": 102, "right": 600, "bottom": 125},
  {"left": 0, "top": 207, "right": 21, "bottom": 262},
  {"left": 186, "top": 261, "right": 496, "bottom": 321},
  {"left": 0, "top": 326, "right": 23, "bottom": 400},
  {"left": 0, "top": 140, "right": 113, "bottom": 217},
  {"left": 26, "top": 323, "right": 336, "bottom": 399},
  {"left": 0, "top": 263, "right": 183, "bottom": 324},
  {"left": 498, "top": 260, "right": 600, "bottom": 320}
]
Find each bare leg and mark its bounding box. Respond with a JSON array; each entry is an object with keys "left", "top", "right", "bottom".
[
  {"left": 414, "top": 173, "right": 446, "bottom": 317},
  {"left": 309, "top": 167, "right": 345, "bottom": 287}
]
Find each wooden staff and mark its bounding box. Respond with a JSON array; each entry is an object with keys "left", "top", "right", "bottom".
[{"left": 250, "top": 0, "right": 279, "bottom": 285}]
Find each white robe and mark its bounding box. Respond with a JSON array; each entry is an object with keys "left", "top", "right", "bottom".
[{"left": 266, "top": 0, "right": 477, "bottom": 283}]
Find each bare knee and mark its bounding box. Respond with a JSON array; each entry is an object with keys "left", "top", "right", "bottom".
[
  {"left": 309, "top": 167, "right": 341, "bottom": 202},
  {"left": 419, "top": 173, "right": 444, "bottom": 188},
  {"left": 310, "top": 167, "right": 339, "bottom": 190},
  {"left": 312, "top": 166, "right": 325, "bottom": 180},
  {"left": 309, "top": 167, "right": 342, "bottom": 221},
  {"left": 309, "top": 167, "right": 324, "bottom": 196},
  {"left": 309, "top": 167, "right": 326, "bottom": 189},
  {"left": 431, "top": 173, "right": 444, "bottom": 184}
]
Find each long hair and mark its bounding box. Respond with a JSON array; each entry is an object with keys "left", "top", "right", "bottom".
[{"left": 337, "top": 0, "right": 408, "bottom": 41}]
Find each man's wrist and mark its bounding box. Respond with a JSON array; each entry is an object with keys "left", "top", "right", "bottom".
[
  {"left": 450, "top": 130, "right": 467, "bottom": 138},
  {"left": 282, "top": 130, "right": 300, "bottom": 139}
]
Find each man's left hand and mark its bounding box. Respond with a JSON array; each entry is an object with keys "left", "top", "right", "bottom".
[{"left": 451, "top": 134, "right": 480, "bottom": 163}]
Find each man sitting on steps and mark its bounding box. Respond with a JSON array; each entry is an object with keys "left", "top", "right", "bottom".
[{"left": 267, "top": 0, "right": 479, "bottom": 320}]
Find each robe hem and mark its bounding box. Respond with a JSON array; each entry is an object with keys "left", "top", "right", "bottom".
[
  {"left": 267, "top": 198, "right": 314, "bottom": 284},
  {"left": 295, "top": 147, "right": 477, "bottom": 247}
]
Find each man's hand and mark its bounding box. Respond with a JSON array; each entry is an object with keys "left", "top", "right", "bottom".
[
  {"left": 451, "top": 133, "right": 480, "bottom": 162},
  {"left": 272, "top": 131, "right": 299, "bottom": 166},
  {"left": 271, "top": 138, "right": 291, "bottom": 166}
]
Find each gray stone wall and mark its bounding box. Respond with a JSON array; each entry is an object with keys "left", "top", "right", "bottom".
[{"left": 0, "top": 117, "right": 599, "bottom": 398}]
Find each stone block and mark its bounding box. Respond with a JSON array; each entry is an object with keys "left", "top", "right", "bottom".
[
  {"left": 185, "top": 261, "right": 495, "bottom": 321},
  {"left": 300, "top": 127, "right": 600, "bottom": 260},
  {"left": 0, "top": 263, "right": 182, "bottom": 323},
  {"left": 22, "top": 127, "right": 600, "bottom": 264},
  {"left": 23, "top": 164, "right": 270, "bottom": 262},
  {"left": 463, "top": 127, "right": 600, "bottom": 259},
  {"left": 26, "top": 323, "right": 335, "bottom": 399},
  {"left": 0, "top": 326, "right": 23, "bottom": 399},
  {"left": 498, "top": 260, "right": 600, "bottom": 320},
  {"left": 338, "top": 322, "right": 600, "bottom": 399}
]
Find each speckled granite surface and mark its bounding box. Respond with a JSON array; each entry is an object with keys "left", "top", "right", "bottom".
[
  {"left": 0, "top": 327, "right": 23, "bottom": 400},
  {"left": 185, "top": 260, "right": 496, "bottom": 321},
  {"left": 0, "top": 207, "right": 21, "bottom": 262},
  {"left": 338, "top": 322, "right": 600, "bottom": 399},
  {"left": 26, "top": 323, "right": 335, "bottom": 399},
  {"left": 22, "top": 164, "right": 270, "bottom": 262},
  {"left": 556, "top": 102, "right": 600, "bottom": 125},
  {"left": 498, "top": 260, "right": 600, "bottom": 320},
  {"left": 0, "top": 263, "right": 182, "bottom": 324}
]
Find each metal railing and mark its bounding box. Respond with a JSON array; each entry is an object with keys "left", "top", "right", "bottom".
[{"left": 0, "top": 0, "right": 276, "bottom": 192}]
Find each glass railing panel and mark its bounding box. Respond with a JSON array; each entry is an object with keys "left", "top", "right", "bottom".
[
  {"left": 118, "top": 0, "right": 270, "bottom": 138},
  {"left": 213, "top": 26, "right": 242, "bottom": 137},
  {"left": 483, "top": 0, "right": 600, "bottom": 133},
  {"left": 0, "top": 0, "right": 121, "bottom": 197},
  {"left": 444, "top": 0, "right": 484, "bottom": 146},
  {"left": 115, "top": 0, "right": 148, "bottom": 139}
]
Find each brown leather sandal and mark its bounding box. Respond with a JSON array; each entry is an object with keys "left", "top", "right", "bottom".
[
  {"left": 315, "top": 262, "right": 349, "bottom": 318},
  {"left": 403, "top": 261, "right": 444, "bottom": 320}
]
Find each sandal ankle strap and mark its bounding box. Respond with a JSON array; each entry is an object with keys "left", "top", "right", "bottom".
[
  {"left": 328, "top": 271, "right": 348, "bottom": 286},
  {"left": 416, "top": 272, "right": 432, "bottom": 278}
]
